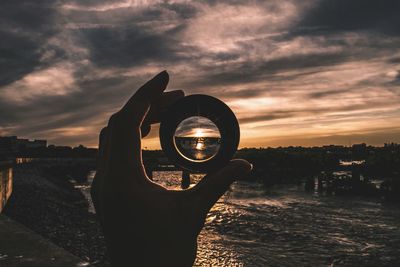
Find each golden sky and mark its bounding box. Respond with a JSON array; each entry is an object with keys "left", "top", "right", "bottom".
[{"left": 1, "top": 1, "right": 400, "bottom": 149}]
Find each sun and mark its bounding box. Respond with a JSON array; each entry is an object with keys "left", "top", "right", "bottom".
[
  {"left": 193, "top": 128, "right": 205, "bottom": 137},
  {"left": 196, "top": 141, "right": 204, "bottom": 150}
]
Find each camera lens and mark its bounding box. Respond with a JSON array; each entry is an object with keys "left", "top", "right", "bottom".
[
  {"left": 160, "top": 94, "right": 239, "bottom": 173},
  {"left": 174, "top": 116, "right": 221, "bottom": 162}
]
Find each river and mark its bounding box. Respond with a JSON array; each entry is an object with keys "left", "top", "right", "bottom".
[{"left": 77, "top": 171, "right": 400, "bottom": 266}]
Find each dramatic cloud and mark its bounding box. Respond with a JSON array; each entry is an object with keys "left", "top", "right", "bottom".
[
  {"left": 0, "top": 0, "right": 63, "bottom": 86},
  {"left": 298, "top": 0, "right": 400, "bottom": 35},
  {"left": 1, "top": 0, "right": 399, "bottom": 148}
]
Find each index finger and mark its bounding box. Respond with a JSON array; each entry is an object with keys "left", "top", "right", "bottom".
[
  {"left": 119, "top": 70, "right": 170, "bottom": 125},
  {"left": 107, "top": 71, "right": 169, "bottom": 178}
]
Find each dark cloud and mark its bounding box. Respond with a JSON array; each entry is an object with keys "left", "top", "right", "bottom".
[
  {"left": 239, "top": 112, "right": 296, "bottom": 124},
  {"left": 0, "top": 31, "right": 41, "bottom": 86},
  {"left": 66, "top": 2, "right": 198, "bottom": 68},
  {"left": 0, "top": 0, "right": 63, "bottom": 86},
  {"left": 82, "top": 25, "right": 185, "bottom": 67},
  {"left": 0, "top": 0, "right": 57, "bottom": 32},
  {"left": 188, "top": 51, "right": 352, "bottom": 92},
  {"left": 388, "top": 72, "right": 400, "bottom": 86},
  {"left": 388, "top": 57, "right": 400, "bottom": 64},
  {"left": 308, "top": 89, "right": 349, "bottom": 99},
  {"left": 0, "top": 74, "right": 146, "bottom": 143},
  {"left": 298, "top": 0, "right": 400, "bottom": 35},
  {"left": 240, "top": 98, "right": 400, "bottom": 125}
]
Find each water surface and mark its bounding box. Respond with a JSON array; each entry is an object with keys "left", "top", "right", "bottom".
[{"left": 80, "top": 172, "right": 400, "bottom": 266}]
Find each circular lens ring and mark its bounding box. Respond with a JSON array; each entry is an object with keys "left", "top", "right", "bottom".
[{"left": 159, "top": 94, "right": 240, "bottom": 172}]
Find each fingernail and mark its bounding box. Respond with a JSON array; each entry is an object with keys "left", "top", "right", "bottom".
[
  {"left": 155, "top": 70, "right": 169, "bottom": 80},
  {"left": 150, "top": 71, "right": 169, "bottom": 87}
]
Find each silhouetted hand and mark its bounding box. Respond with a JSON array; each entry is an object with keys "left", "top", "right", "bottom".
[{"left": 91, "top": 71, "right": 252, "bottom": 266}]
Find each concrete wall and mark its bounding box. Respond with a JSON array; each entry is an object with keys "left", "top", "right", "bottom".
[{"left": 0, "top": 161, "right": 13, "bottom": 213}]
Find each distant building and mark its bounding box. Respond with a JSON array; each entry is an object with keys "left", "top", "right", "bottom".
[
  {"left": 17, "top": 139, "right": 47, "bottom": 149},
  {"left": 0, "top": 136, "right": 18, "bottom": 153},
  {"left": 0, "top": 136, "right": 47, "bottom": 153},
  {"left": 352, "top": 143, "right": 367, "bottom": 158},
  {"left": 175, "top": 137, "right": 221, "bottom": 150}
]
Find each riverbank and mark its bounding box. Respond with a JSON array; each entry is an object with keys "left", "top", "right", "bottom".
[
  {"left": 0, "top": 214, "right": 87, "bottom": 266},
  {"left": 4, "top": 164, "right": 400, "bottom": 266},
  {"left": 3, "top": 163, "right": 109, "bottom": 266}
]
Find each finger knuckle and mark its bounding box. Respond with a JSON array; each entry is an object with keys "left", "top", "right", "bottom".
[
  {"left": 100, "top": 127, "right": 108, "bottom": 138},
  {"left": 108, "top": 113, "right": 122, "bottom": 128}
]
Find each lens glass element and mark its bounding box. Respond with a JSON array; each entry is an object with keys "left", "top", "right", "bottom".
[{"left": 174, "top": 116, "right": 221, "bottom": 162}]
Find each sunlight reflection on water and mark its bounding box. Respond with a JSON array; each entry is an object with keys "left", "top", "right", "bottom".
[{"left": 80, "top": 171, "right": 400, "bottom": 266}]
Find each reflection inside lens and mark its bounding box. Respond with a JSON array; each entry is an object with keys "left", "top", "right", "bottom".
[{"left": 174, "top": 116, "right": 221, "bottom": 161}]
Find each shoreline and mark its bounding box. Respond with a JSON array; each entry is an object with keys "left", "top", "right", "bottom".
[
  {"left": 4, "top": 163, "right": 400, "bottom": 266},
  {"left": 4, "top": 163, "right": 109, "bottom": 266}
]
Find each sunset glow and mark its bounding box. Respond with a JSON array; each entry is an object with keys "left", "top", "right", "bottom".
[
  {"left": 196, "top": 141, "right": 204, "bottom": 150},
  {"left": 194, "top": 129, "right": 205, "bottom": 138},
  {"left": 1, "top": 1, "right": 399, "bottom": 148}
]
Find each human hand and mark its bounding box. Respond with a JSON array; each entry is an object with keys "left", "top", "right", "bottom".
[{"left": 91, "top": 71, "right": 252, "bottom": 266}]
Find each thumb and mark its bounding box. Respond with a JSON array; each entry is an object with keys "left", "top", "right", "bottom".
[{"left": 192, "top": 159, "right": 252, "bottom": 212}]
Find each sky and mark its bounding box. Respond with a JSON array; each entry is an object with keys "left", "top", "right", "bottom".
[
  {"left": 1, "top": 0, "right": 400, "bottom": 149},
  {"left": 175, "top": 116, "right": 220, "bottom": 138}
]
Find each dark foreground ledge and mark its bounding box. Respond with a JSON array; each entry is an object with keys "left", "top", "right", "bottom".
[{"left": 0, "top": 214, "right": 89, "bottom": 267}]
